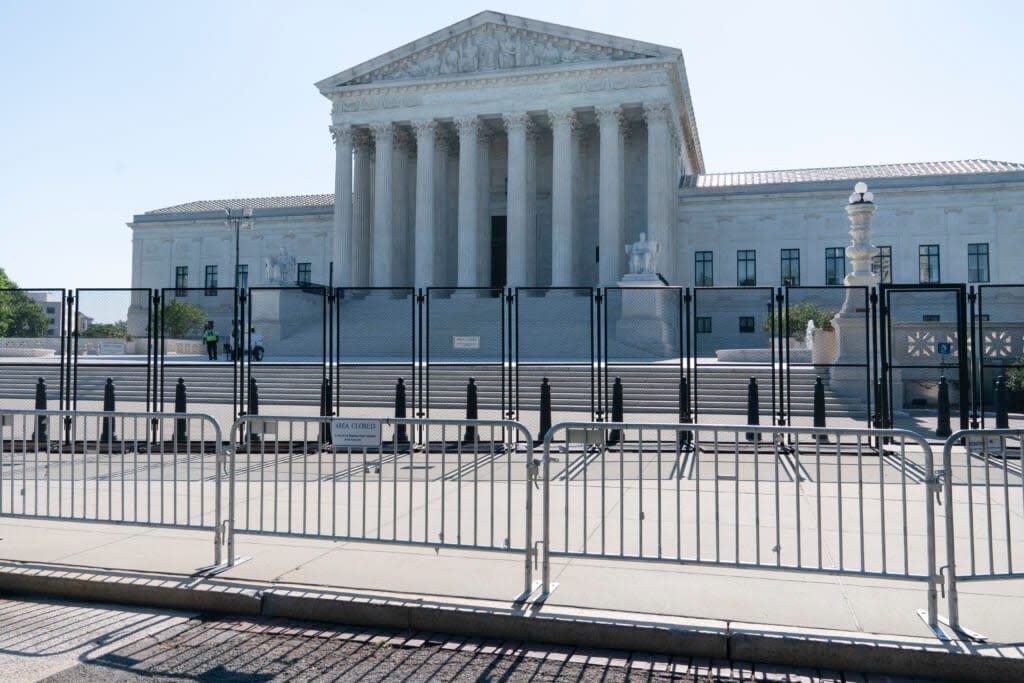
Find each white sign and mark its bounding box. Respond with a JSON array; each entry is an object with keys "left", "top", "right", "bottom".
[
  {"left": 251, "top": 420, "right": 278, "bottom": 435},
  {"left": 100, "top": 341, "right": 127, "bottom": 355},
  {"left": 566, "top": 427, "right": 606, "bottom": 446},
  {"left": 453, "top": 336, "right": 481, "bottom": 350},
  {"left": 331, "top": 418, "right": 382, "bottom": 448}
]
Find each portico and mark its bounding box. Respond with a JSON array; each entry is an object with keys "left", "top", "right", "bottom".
[{"left": 318, "top": 11, "right": 703, "bottom": 290}]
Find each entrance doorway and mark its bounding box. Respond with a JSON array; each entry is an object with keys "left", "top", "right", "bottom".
[{"left": 490, "top": 216, "right": 507, "bottom": 288}]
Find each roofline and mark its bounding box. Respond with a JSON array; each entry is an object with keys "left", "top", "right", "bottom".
[
  {"left": 131, "top": 204, "right": 334, "bottom": 225},
  {"left": 315, "top": 10, "right": 681, "bottom": 93},
  {"left": 679, "top": 170, "right": 1024, "bottom": 199}
]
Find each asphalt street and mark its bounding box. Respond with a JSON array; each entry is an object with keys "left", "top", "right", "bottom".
[{"left": 0, "top": 595, "right": 959, "bottom": 682}]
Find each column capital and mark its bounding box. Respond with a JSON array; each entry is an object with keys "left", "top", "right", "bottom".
[
  {"left": 411, "top": 119, "right": 438, "bottom": 140},
  {"left": 329, "top": 124, "right": 353, "bottom": 147},
  {"left": 594, "top": 104, "right": 624, "bottom": 128},
  {"left": 369, "top": 122, "right": 394, "bottom": 143},
  {"left": 502, "top": 111, "right": 531, "bottom": 135},
  {"left": 548, "top": 108, "right": 577, "bottom": 132},
  {"left": 642, "top": 100, "right": 672, "bottom": 124},
  {"left": 394, "top": 127, "right": 416, "bottom": 155},
  {"left": 352, "top": 128, "right": 374, "bottom": 152},
  {"left": 454, "top": 115, "right": 480, "bottom": 137}
]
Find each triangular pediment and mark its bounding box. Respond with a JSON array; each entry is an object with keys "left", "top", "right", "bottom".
[{"left": 317, "top": 11, "right": 679, "bottom": 90}]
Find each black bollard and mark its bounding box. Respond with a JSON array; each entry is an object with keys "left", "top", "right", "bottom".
[
  {"left": 174, "top": 378, "right": 188, "bottom": 444},
  {"left": 608, "top": 377, "right": 624, "bottom": 446},
  {"left": 395, "top": 378, "right": 408, "bottom": 444},
  {"left": 462, "top": 378, "right": 478, "bottom": 444},
  {"left": 100, "top": 378, "right": 116, "bottom": 443},
  {"left": 247, "top": 376, "right": 260, "bottom": 443},
  {"left": 319, "top": 377, "right": 333, "bottom": 444},
  {"left": 677, "top": 377, "right": 692, "bottom": 450},
  {"left": 537, "top": 377, "right": 552, "bottom": 446},
  {"left": 31, "top": 377, "right": 48, "bottom": 444},
  {"left": 813, "top": 376, "right": 828, "bottom": 442},
  {"left": 745, "top": 377, "right": 761, "bottom": 442},
  {"left": 873, "top": 378, "right": 885, "bottom": 429},
  {"left": 935, "top": 376, "right": 952, "bottom": 438},
  {"left": 995, "top": 376, "right": 1009, "bottom": 429}
]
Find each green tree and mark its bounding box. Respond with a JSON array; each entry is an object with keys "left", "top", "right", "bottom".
[
  {"left": 82, "top": 320, "right": 128, "bottom": 338},
  {"left": 0, "top": 267, "right": 48, "bottom": 337},
  {"left": 764, "top": 301, "right": 836, "bottom": 340},
  {"left": 1005, "top": 355, "right": 1024, "bottom": 393},
  {"left": 161, "top": 299, "right": 207, "bottom": 338}
]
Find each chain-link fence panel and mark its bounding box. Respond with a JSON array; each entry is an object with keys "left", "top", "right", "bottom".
[
  {"left": 783, "top": 286, "right": 873, "bottom": 429},
  {"left": 975, "top": 285, "right": 1024, "bottom": 429},
  {"left": 335, "top": 287, "right": 416, "bottom": 421},
  {"left": 601, "top": 287, "right": 683, "bottom": 425},
  {"left": 426, "top": 288, "right": 506, "bottom": 428},
  {"left": 73, "top": 289, "right": 155, "bottom": 413},
  {"left": 514, "top": 287, "right": 594, "bottom": 439},
  {"left": 0, "top": 288, "right": 67, "bottom": 411},
  {"left": 691, "top": 287, "right": 775, "bottom": 425},
  {"left": 881, "top": 285, "right": 968, "bottom": 432},
  {"left": 158, "top": 287, "right": 239, "bottom": 427},
  {"left": 244, "top": 286, "right": 328, "bottom": 420}
]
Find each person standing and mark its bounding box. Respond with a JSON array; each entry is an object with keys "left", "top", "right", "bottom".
[{"left": 203, "top": 322, "right": 219, "bottom": 361}]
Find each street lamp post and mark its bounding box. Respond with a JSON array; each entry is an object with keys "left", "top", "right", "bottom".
[
  {"left": 224, "top": 207, "right": 254, "bottom": 295},
  {"left": 224, "top": 208, "right": 253, "bottom": 419}
]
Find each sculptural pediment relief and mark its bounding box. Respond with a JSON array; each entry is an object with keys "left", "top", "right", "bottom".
[{"left": 337, "top": 24, "right": 658, "bottom": 87}]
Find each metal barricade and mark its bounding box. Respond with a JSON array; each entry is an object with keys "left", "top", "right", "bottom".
[
  {"left": 0, "top": 408, "right": 227, "bottom": 568},
  {"left": 941, "top": 428, "right": 1024, "bottom": 640},
  {"left": 541, "top": 421, "right": 941, "bottom": 629},
  {"left": 226, "top": 415, "right": 537, "bottom": 597}
]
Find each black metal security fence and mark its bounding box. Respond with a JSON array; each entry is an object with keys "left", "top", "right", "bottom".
[{"left": 2, "top": 284, "right": 1021, "bottom": 434}]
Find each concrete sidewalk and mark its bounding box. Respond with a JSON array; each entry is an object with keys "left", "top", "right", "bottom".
[{"left": 0, "top": 516, "right": 1021, "bottom": 681}]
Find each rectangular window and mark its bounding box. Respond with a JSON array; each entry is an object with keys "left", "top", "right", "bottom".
[
  {"left": 739, "top": 316, "right": 755, "bottom": 333},
  {"left": 696, "top": 316, "right": 712, "bottom": 333},
  {"left": 45, "top": 306, "right": 55, "bottom": 314},
  {"left": 873, "top": 245, "right": 892, "bottom": 283},
  {"left": 694, "top": 251, "right": 714, "bottom": 287},
  {"left": 968, "top": 243, "right": 990, "bottom": 283},
  {"left": 236, "top": 264, "right": 248, "bottom": 290},
  {"left": 297, "top": 262, "right": 312, "bottom": 286},
  {"left": 922, "top": 314, "right": 940, "bottom": 322},
  {"left": 780, "top": 249, "right": 800, "bottom": 286},
  {"left": 919, "top": 245, "right": 940, "bottom": 283},
  {"left": 204, "top": 265, "right": 218, "bottom": 295},
  {"left": 825, "top": 247, "right": 846, "bottom": 286},
  {"left": 737, "top": 250, "right": 756, "bottom": 287},
  {"left": 175, "top": 266, "right": 188, "bottom": 296}
]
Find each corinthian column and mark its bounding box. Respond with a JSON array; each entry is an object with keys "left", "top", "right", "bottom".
[
  {"left": 455, "top": 115, "right": 480, "bottom": 287},
  {"left": 550, "top": 108, "right": 576, "bottom": 287},
  {"left": 504, "top": 112, "right": 529, "bottom": 288},
  {"left": 412, "top": 120, "right": 437, "bottom": 289},
  {"left": 352, "top": 130, "right": 373, "bottom": 287},
  {"left": 370, "top": 122, "right": 394, "bottom": 286},
  {"left": 644, "top": 101, "right": 673, "bottom": 281},
  {"left": 596, "top": 105, "right": 623, "bottom": 285},
  {"left": 330, "top": 124, "right": 354, "bottom": 287}
]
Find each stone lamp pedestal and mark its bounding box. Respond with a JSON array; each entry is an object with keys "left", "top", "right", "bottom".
[{"left": 831, "top": 190, "right": 880, "bottom": 398}]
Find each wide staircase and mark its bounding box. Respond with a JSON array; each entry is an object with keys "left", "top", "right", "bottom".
[{"left": 0, "top": 360, "right": 867, "bottom": 419}]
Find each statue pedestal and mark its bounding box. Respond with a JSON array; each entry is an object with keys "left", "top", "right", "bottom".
[{"left": 612, "top": 277, "right": 673, "bottom": 357}]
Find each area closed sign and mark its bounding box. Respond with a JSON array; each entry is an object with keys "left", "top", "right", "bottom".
[{"left": 330, "top": 418, "right": 382, "bottom": 448}]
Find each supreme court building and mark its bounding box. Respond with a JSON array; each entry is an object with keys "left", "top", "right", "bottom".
[{"left": 129, "top": 11, "right": 1024, "bottom": 307}]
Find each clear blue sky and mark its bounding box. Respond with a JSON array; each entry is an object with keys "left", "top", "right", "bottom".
[{"left": 2, "top": 0, "right": 1022, "bottom": 298}]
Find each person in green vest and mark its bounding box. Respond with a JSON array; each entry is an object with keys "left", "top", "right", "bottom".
[{"left": 203, "top": 321, "right": 219, "bottom": 361}]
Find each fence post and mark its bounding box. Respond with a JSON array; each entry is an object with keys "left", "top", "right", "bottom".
[
  {"left": 677, "top": 377, "right": 692, "bottom": 450},
  {"left": 462, "top": 378, "right": 478, "bottom": 443},
  {"left": 813, "top": 376, "right": 828, "bottom": 442},
  {"left": 395, "top": 378, "right": 408, "bottom": 444},
  {"left": 536, "top": 378, "right": 552, "bottom": 446},
  {"left": 320, "top": 377, "right": 333, "bottom": 444}
]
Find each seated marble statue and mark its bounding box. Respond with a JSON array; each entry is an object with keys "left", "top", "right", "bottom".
[{"left": 625, "top": 232, "right": 659, "bottom": 275}]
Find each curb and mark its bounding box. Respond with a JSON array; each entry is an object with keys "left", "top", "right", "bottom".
[{"left": 0, "top": 563, "right": 1020, "bottom": 682}]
